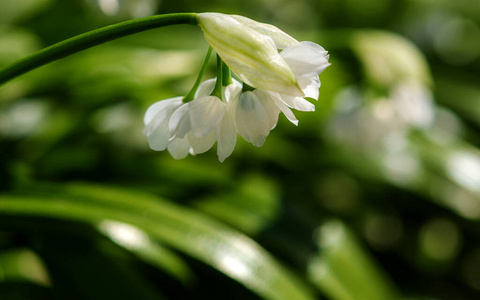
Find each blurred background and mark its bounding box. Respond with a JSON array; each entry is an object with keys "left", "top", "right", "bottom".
[{"left": 1, "top": 0, "right": 480, "bottom": 299}]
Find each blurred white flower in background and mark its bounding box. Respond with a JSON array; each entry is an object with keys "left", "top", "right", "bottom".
[
  {"left": 327, "top": 80, "right": 435, "bottom": 150},
  {"left": 87, "top": 0, "right": 158, "bottom": 19}
]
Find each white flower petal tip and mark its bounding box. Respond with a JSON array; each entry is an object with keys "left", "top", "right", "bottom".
[
  {"left": 215, "top": 111, "right": 237, "bottom": 163},
  {"left": 234, "top": 91, "right": 274, "bottom": 147},
  {"left": 167, "top": 137, "right": 191, "bottom": 159},
  {"left": 188, "top": 131, "right": 216, "bottom": 154}
]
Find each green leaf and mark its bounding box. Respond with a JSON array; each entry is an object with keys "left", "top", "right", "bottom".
[
  {"left": 0, "top": 182, "right": 316, "bottom": 300},
  {"left": 307, "top": 220, "right": 400, "bottom": 300},
  {"left": 0, "top": 248, "right": 50, "bottom": 286},
  {"left": 30, "top": 232, "right": 163, "bottom": 300},
  {"left": 193, "top": 174, "right": 281, "bottom": 234}
]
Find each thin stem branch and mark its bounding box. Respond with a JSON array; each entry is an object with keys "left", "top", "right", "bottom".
[
  {"left": 0, "top": 13, "right": 198, "bottom": 86},
  {"left": 183, "top": 46, "right": 213, "bottom": 103}
]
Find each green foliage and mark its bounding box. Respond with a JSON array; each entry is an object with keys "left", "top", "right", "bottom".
[{"left": 1, "top": 0, "right": 480, "bottom": 299}]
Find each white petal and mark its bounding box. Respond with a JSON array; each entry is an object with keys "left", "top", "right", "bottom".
[
  {"left": 280, "top": 93, "right": 315, "bottom": 112},
  {"left": 254, "top": 90, "right": 280, "bottom": 129},
  {"left": 297, "top": 75, "right": 320, "bottom": 100},
  {"left": 189, "top": 96, "right": 226, "bottom": 137},
  {"left": 144, "top": 97, "right": 182, "bottom": 129},
  {"left": 281, "top": 41, "right": 330, "bottom": 77},
  {"left": 235, "top": 91, "right": 272, "bottom": 147},
  {"left": 147, "top": 121, "right": 171, "bottom": 151},
  {"left": 195, "top": 78, "right": 216, "bottom": 98},
  {"left": 169, "top": 103, "right": 191, "bottom": 138},
  {"left": 215, "top": 111, "right": 237, "bottom": 162},
  {"left": 224, "top": 79, "right": 243, "bottom": 103},
  {"left": 167, "top": 137, "right": 191, "bottom": 159},
  {"left": 144, "top": 97, "right": 183, "bottom": 150},
  {"left": 188, "top": 131, "right": 216, "bottom": 154},
  {"left": 270, "top": 95, "right": 299, "bottom": 126}
]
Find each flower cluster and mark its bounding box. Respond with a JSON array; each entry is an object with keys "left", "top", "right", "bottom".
[{"left": 144, "top": 13, "right": 330, "bottom": 161}]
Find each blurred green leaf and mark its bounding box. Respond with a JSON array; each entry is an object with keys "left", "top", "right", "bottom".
[
  {"left": 193, "top": 173, "right": 281, "bottom": 235},
  {"left": 0, "top": 182, "right": 317, "bottom": 300},
  {"left": 0, "top": 0, "right": 52, "bottom": 24},
  {"left": 32, "top": 232, "right": 163, "bottom": 300},
  {"left": 98, "top": 220, "right": 196, "bottom": 286},
  {"left": 308, "top": 220, "right": 400, "bottom": 300},
  {"left": 0, "top": 248, "right": 50, "bottom": 286},
  {"left": 0, "top": 26, "right": 41, "bottom": 67}
]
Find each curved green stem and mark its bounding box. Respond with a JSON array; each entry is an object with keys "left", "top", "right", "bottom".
[
  {"left": 183, "top": 46, "right": 212, "bottom": 103},
  {"left": 0, "top": 13, "right": 198, "bottom": 87}
]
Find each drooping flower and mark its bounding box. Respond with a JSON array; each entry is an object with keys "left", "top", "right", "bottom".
[
  {"left": 144, "top": 78, "right": 243, "bottom": 161},
  {"left": 231, "top": 42, "right": 330, "bottom": 147},
  {"left": 188, "top": 78, "right": 243, "bottom": 162},
  {"left": 143, "top": 97, "right": 183, "bottom": 152},
  {"left": 196, "top": 13, "right": 330, "bottom": 148},
  {"left": 143, "top": 96, "right": 194, "bottom": 159},
  {"left": 168, "top": 94, "right": 226, "bottom": 157},
  {"left": 196, "top": 13, "right": 302, "bottom": 96},
  {"left": 233, "top": 89, "right": 298, "bottom": 147},
  {"left": 276, "top": 41, "right": 330, "bottom": 110},
  {"left": 145, "top": 13, "right": 330, "bottom": 161}
]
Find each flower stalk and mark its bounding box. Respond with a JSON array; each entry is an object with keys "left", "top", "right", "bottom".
[
  {"left": 0, "top": 13, "right": 198, "bottom": 86},
  {"left": 183, "top": 46, "right": 213, "bottom": 103}
]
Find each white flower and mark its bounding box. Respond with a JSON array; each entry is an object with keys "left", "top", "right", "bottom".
[
  {"left": 197, "top": 13, "right": 302, "bottom": 96},
  {"left": 144, "top": 79, "right": 242, "bottom": 162},
  {"left": 255, "top": 41, "right": 330, "bottom": 119},
  {"left": 143, "top": 96, "right": 194, "bottom": 159},
  {"left": 143, "top": 97, "right": 183, "bottom": 151},
  {"left": 198, "top": 13, "right": 330, "bottom": 97},
  {"left": 189, "top": 78, "right": 242, "bottom": 162},
  {"left": 197, "top": 13, "right": 330, "bottom": 149},
  {"left": 145, "top": 14, "right": 330, "bottom": 161},
  {"left": 233, "top": 89, "right": 298, "bottom": 147},
  {"left": 168, "top": 95, "right": 226, "bottom": 158},
  {"left": 280, "top": 41, "right": 330, "bottom": 101},
  {"left": 231, "top": 42, "right": 330, "bottom": 147}
]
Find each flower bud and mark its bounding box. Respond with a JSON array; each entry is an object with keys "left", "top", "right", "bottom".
[
  {"left": 197, "top": 13, "right": 303, "bottom": 96},
  {"left": 230, "top": 15, "right": 298, "bottom": 50}
]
